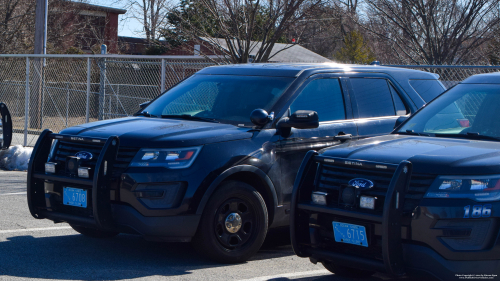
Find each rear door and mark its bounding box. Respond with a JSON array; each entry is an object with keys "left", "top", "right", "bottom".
[
  {"left": 277, "top": 74, "right": 357, "bottom": 204},
  {"left": 347, "top": 77, "right": 410, "bottom": 138}
]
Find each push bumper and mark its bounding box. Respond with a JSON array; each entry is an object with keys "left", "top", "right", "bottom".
[
  {"left": 291, "top": 152, "right": 413, "bottom": 276},
  {"left": 28, "top": 129, "right": 119, "bottom": 230},
  {"left": 27, "top": 130, "right": 201, "bottom": 242}
]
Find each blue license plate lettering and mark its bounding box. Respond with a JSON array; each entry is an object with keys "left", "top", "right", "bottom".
[
  {"left": 63, "top": 187, "right": 87, "bottom": 208},
  {"left": 332, "top": 222, "right": 368, "bottom": 247}
]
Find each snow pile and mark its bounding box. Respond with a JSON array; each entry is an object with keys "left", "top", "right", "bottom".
[{"left": 0, "top": 145, "right": 33, "bottom": 171}]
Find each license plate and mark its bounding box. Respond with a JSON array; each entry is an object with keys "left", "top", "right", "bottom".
[
  {"left": 332, "top": 222, "right": 368, "bottom": 247},
  {"left": 63, "top": 187, "right": 87, "bottom": 208}
]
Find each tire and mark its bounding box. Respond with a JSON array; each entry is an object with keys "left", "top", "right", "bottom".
[
  {"left": 70, "top": 224, "right": 119, "bottom": 238},
  {"left": 192, "top": 180, "right": 268, "bottom": 263},
  {"left": 322, "top": 261, "right": 375, "bottom": 278}
]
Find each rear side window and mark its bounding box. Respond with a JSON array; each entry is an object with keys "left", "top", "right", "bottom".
[
  {"left": 409, "top": 80, "right": 445, "bottom": 102},
  {"left": 350, "top": 78, "right": 398, "bottom": 118},
  {"left": 389, "top": 83, "right": 409, "bottom": 115}
]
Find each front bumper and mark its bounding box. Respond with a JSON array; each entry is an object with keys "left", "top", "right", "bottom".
[
  {"left": 291, "top": 152, "right": 413, "bottom": 275},
  {"left": 113, "top": 204, "right": 200, "bottom": 242},
  {"left": 307, "top": 243, "right": 500, "bottom": 280},
  {"left": 27, "top": 130, "right": 200, "bottom": 242},
  {"left": 28, "top": 130, "right": 119, "bottom": 230}
]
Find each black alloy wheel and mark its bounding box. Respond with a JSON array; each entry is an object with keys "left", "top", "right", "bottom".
[
  {"left": 214, "top": 198, "right": 255, "bottom": 250},
  {"left": 193, "top": 180, "right": 268, "bottom": 263}
]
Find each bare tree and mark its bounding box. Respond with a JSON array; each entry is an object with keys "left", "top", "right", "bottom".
[
  {"left": 361, "top": 0, "right": 500, "bottom": 64},
  {"left": 0, "top": 0, "right": 36, "bottom": 53},
  {"left": 166, "top": 0, "right": 324, "bottom": 63},
  {"left": 122, "top": 0, "right": 172, "bottom": 44}
]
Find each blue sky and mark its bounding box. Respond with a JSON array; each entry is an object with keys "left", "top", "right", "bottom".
[{"left": 88, "top": 0, "right": 144, "bottom": 38}]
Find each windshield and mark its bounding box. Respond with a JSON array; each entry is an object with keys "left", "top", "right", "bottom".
[
  {"left": 398, "top": 84, "right": 500, "bottom": 139},
  {"left": 143, "top": 74, "right": 294, "bottom": 126}
]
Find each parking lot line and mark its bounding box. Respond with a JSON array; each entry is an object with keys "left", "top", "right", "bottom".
[
  {"left": 0, "top": 226, "right": 72, "bottom": 234},
  {"left": 236, "top": 269, "right": 331, "bottom": 281},
  {"left": 0, "top": 192, "right": 27, "bottom": 196}
]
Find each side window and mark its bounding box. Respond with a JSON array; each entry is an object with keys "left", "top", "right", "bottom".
[
  {"left": 350, "top": 78, "right": 396, "bottom": 118},
  {"left": 389, "top": 83, "right": 409, "bottom": 115},
  {"left": 409, "top": 80, "right": 446, "bottom": 102},
  {"left": 289, "top": 78, "right": 345, "bottom": 122}
]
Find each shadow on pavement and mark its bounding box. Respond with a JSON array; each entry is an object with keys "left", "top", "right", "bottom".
[{"left": 0, "top": 226, "right": 296, "bottom": 280}]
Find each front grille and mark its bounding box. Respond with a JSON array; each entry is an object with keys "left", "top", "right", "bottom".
[
  {"left": 316, "top": 162, "right": 435, "bottom": 214},
  {"left": 53, "top": 140, "right": 139, "bottom": 179}
]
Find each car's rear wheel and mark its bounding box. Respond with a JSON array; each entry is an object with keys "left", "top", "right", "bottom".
[
  {"left": 70, "top": 224, "right": 119, "bottom": 238},
  {"left": 192, "top": 180, "right": 268, "bottom": 263},
  {"left": 322, "top": 261, "right": 375, "bottom": 278}
]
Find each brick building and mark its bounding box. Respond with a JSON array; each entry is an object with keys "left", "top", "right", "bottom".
[{"left": 52, "top": 2, "right": 126, "bottom": 54}]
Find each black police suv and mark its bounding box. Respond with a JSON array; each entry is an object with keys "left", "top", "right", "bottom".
[
  {"left": 291, "top": 72, "right": 500, "bottom": 280},
  {"left": 27, "top": 63, "right": 444, "bottom": 263},
  {"left": 0, "top": 102, "right": 12, "bottom": 149}
]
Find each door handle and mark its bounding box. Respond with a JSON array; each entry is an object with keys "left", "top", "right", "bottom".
[{"left": 334, "top": 134, "right": 352, "bottom": 141}]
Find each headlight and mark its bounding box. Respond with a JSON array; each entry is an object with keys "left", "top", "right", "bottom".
[
  {"left": 129, "top": 146, "right": 202, "bottom": 169},
  {"left": 425, "top": 175, "right": 500, "bottom": 201}
]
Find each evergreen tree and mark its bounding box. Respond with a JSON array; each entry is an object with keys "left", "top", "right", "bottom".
[{"left": 335, "top": 30, "right": 375, "bottom": 64}]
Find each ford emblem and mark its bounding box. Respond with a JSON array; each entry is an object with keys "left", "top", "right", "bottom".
[
  {"left": 75, "top": 151, "right": 93, "bottom": 161},
  {"left": 348, "top": 178, "right": 374, "bottom": 190}
]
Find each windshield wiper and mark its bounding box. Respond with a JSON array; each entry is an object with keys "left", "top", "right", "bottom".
[
  {"left": 135, "top": 111, "right": 157, "bottom": 117},
  {"left": 161, "top": 114, "right": 220, "bottom": 123},
  {"left": 436, "top": 132, "right": 500, "bottom": 141},
  {"left": 397, "top": 130, "right": 430, "bottom": 136}
]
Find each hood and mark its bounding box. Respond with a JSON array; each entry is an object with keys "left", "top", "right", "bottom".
[
  {"left": 59, "top": 117, "right": 253, "bottom": 147},
  {"left": 320, "top": 135, "right": 500, "bottom": 175}
]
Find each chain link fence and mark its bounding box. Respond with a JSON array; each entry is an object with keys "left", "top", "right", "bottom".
[
  {"left": 0, "top": 55, "right": 499, "bottom": 147},
  {"left": 0, "top": 54, "right": 218, "bottom": 146},
  {"left": 383, "top": 65, "right": 500, "bottom": 89}
]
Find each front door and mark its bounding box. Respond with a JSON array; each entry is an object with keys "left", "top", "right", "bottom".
[{"left": 277, "top": 76, "right": 357, "bottom": 205}]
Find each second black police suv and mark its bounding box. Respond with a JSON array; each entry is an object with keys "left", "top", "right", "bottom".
[
  {"left": 291, "top": 72, "right": 500, "bottom": 280},
  {"left": 27, "top": 63, "right": 444, "bottom": 263}
]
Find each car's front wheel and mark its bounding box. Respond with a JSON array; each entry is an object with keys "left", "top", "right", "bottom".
[
  {"left": 70, "top": 224, "right": 119, "bottom": 238},
  {"left": 192, "top": 180, "right": 268, "bottom": 263}
]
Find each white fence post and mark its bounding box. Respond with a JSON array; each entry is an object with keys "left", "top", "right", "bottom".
[{"left": 24, "top": 57, "right": 30, "bottom": 147}]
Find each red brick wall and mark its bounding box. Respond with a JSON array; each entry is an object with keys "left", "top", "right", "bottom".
[{"left": 105, "top": 13, "right": 120, "bottom": 53}]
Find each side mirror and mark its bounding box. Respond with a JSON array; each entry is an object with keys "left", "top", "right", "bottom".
[
  {"left": 139, "top": 101, "right": 151, "bottom": 110},
  {"left": 278, "top": 110, "right": 319, "bottom": 130},
  {"left": 0, "top": 103, "right": 12, "bottom": 149},
  {"left": 394, "top": 115, "right": 408, "bottom": 129},
  {"left": 250, "top": 109, "right": 272, "bottom": 126}
]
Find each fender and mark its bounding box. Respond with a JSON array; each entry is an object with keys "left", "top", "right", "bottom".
[
  {"left": 196, "top": 165, "right": 279, "bottom": 218},
  {"left": 0, "top": 103, "right": 12, "bottom": 149}
]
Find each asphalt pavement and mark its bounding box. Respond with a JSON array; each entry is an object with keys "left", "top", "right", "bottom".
[{"left": 0, "top": 170, "right": 408, "bottom": 281}]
